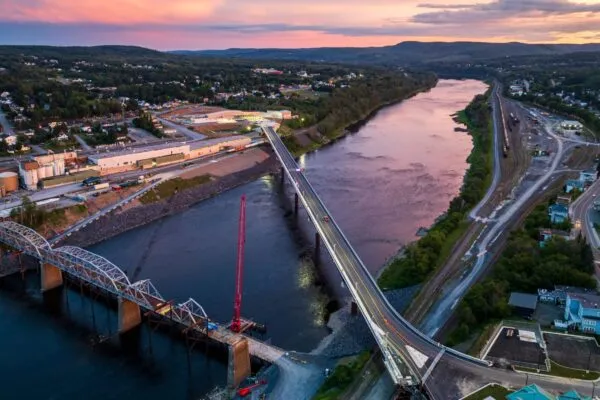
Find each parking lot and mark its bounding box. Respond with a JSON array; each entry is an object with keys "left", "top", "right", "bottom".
[
  {"left": 486, "top": 327, "right": 546, "bottom": 368},
  {"left": 544, "top": 333, "right": 600, "bottom": 371}
]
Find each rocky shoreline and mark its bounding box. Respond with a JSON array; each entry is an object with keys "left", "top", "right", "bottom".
[{"left": 62, "top": 155, "right": 279, "bottom": 248}]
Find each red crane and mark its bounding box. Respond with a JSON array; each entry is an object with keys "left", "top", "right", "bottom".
[{"left": 231, "top": 195, "right": 246, "bottom": 333}]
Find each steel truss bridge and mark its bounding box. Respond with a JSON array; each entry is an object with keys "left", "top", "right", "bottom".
[{"left": 0, "top": 221, "right": 210, "bottom": 330}]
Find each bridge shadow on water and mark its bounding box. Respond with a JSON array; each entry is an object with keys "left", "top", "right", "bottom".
[
  {"left": 275, "top": 174, "right": 345, "bottom": 320},
  {"left": 0, "top": 267, "right": 267, "bottom": 400}
]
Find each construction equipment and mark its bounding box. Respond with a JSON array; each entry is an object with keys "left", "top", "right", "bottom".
[
  {"left": 231, "top": 195, "right": 246, "bottom": 333},
  {"left": 237, "top": 380, "right": 267, "bottom": 397}
]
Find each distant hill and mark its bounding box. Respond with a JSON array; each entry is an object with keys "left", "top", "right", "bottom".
[
  {"left": 172, "top": 41, "right": 600, "bottom": 65},
  {"left": 0, "top": 45, "right": 167, "bottom": 61}
]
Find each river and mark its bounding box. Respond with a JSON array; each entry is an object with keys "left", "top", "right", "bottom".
[{"left": 0, "top": 79, "right": 487, "bottom": 399}]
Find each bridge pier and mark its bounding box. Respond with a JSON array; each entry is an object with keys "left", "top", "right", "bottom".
[
  {"left": 351, "top": 301, "right": 358, "bottom": 316},
  {"left": 314, "top": 232, "right": 321, "bottom": 265},
  {"left": 118, "top": 297, "right": 142, "bottom": 334},
  {"left": 40, "top": 262, "right": 63, "bottom": 292},
  {"left": 227, "top": 336, "right": 251, "bottom": 388},
  {"left": 294, "top": 193, "right": 299, "bottom": 215},
  {"left": 280, "top": 167, "right": 285, "bottom": 184}
]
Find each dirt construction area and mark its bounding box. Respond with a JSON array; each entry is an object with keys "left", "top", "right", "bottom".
[
  {"left": 180, "top": 148, "right": 271, "bottom": 179},
  {"left": 544, "top": 333, "right": 600, "bottom": 371}
]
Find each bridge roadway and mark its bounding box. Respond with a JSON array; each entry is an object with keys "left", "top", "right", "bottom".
[
  {"left": 0, "top": 220, "right": 283, "bottom": 364},
  {"left": 263, "top": 126, "right": 600, "bottom": 397}
]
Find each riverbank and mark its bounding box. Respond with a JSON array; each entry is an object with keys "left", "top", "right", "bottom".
[
  {"left": 62, "top": 149, "right": 279, "bottom": 248},
  {"left": 283, "top": 81, "right": 438, "bottom": 157},
  {"left": 377, "top": 86, "right": 493, "bottom": 290}
]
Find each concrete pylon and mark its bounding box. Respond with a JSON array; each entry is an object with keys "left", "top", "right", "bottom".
[
  {"left": 227, "top": 337, "right": 251, "bottom": 388},
  {"left": 118, "top": 297, "right": 142, "bottom": 334},
  {"left": 40, "top": 262, "right": 63, "bottom": 292}
]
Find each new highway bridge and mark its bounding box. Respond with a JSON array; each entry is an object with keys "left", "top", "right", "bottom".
[{"left": 263, "top": 126, "right": 599, "bottom": 398}]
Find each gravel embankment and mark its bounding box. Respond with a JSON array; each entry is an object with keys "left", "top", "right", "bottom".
[
  {"left": 312, "top": 286, "right": 420, "bottom": 358},
  {"left": 62, "top": 157, "right": 279, "bottom": 247}
]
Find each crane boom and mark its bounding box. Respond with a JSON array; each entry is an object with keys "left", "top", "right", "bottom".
[{"left": 231, "top": 195, "right": 246, "bottom": 332}]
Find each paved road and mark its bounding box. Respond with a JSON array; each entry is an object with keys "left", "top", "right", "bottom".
[
  {"left": 157, "top": 117, "right": 207, "bottom": 141},
  {"left": 74, "top": 134, "right": 92, "bottom": 151},
  {"left": 469, "top": 82, "right": 503, "bottom": 220},
  {"left": 0, "top": 109, "right": 14, "bottom": 135},
  {"left": 570, "top": 177, "right": 600, "bottom": 263}
]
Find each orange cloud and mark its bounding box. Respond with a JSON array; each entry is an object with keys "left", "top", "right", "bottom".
[{"left": 2, "top": 0, "right": 219, "bottom": 24}]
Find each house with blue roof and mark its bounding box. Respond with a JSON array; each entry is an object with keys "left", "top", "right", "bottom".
[
  {"left": 506, "top": 384, "right": 554, "bottom": 400},
  {"left": 558, "top": 390, "right": 592, "bottom": 400},
  {"left": 505, "top": 385, "right": 591, "bottom": 400},
  {"left": 579, "top": 169, "right": 597, "bottom": 184},
  {"left": 548, "top": 204, "right": 569, "bottom": 224},
  {"left": 565, "top": 179, "right": 585, "bottom": 194},
  {"left": 560, "top": 292, "right": 600, "bottom": 334}
]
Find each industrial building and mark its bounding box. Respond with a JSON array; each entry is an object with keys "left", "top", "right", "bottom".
[
  {"left": 88, "top": 136, "right": 251, "bottom": 174},
  {"left": 18, "top": 152, "right": 74, "bottom": 190},
  {"left": 0, "top": 171, "right": 18, "bottom": 196}
]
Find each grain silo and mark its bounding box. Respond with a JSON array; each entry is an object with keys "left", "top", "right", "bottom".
[{"left": 0, "top": 171, "right": 18, "bottom": 192}]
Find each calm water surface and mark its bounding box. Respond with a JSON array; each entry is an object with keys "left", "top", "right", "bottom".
[{"left": 0, "top": 79, "right": 487, "bottom": 399}]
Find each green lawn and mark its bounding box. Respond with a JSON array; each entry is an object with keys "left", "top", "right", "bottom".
[
  {"left": 313, "top": 352, "right": 370, "bottom": 400},
  {"left": 516, "top": 360, "right": 600, "bottom": 380},
  {"left": 139, "top": 175, "right": 212, "bottom": 204},
  {"left": 463, "top": 384, "right": 512, "bottom": 400}
]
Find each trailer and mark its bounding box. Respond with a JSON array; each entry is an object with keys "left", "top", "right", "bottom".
[{"left": 93, "top": 182, "right": 110, "bottom": 190}]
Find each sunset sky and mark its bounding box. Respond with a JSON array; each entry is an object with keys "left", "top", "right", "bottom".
[{"left": 1, "top": 0, "right": 600, "bottom": 49}]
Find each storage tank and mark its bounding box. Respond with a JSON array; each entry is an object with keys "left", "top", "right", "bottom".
[
  {"left": 53, "top": 159, "right": 65, "bottom": 176},
  {"left": 37, "top": 166, "right": 46, "bottom": 180},
  {"left": 0, "top": 172, "right": 18, "bottom": 192},
  {"left": 44, "top": 163, "right": 54, "bottom": 178},
  {"left": 22, "top": 169, "right": 38, "bottom": 189}
]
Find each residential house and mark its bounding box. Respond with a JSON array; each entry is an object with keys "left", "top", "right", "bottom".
[
  {"left": 508, "top": 292, "right": 538, "bottom": 319},
  {"left": 548, "top": 204, "right": 568, "bottom": 224},
  {"left": 558, "top": 292, "right": 600, "bottom": 334},
  {"left": 505, "top": 384, "right": 591, "bottom": 400},
  {"left": 556, "top": 195, "right": 572, "bottom": 206},
  {"left": 538, "top": 229, "right": 570, "bottom": 247},
  {"left": 538, "top": 286, "right": 595, "bottom": 305},
  {"left": 506, "top": 384, "right": 554, "bottom": 400},
  {"left": 565, "top": 179, "right": 584, "bottom": 194},
  {"left": 579, "top": 170, "right": 597, "bottom": 184},
  {"left": 1, "top": 133, "right": 17, "bottom": 147},
  {"left": 558, "top": 390, "right": 592, "bottom": 400}
]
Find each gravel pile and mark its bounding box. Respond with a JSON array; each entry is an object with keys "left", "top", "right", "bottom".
[{"left": 63, "top": 157, "right": 279, "bottom": 248}]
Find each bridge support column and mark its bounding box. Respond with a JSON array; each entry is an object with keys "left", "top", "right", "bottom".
[
  {"left": 314, "top": 232, "right": 321, "bottom": 265},
  {"left": 118, "top": 297, "right": 141, "bottom": 334},
  {"left": 351, "top": 301, "right": 358, "bottom": 316},
  {"left": 294, "top": 193, "right": 299, "bottom": 215},
  {"left": 40, "top": 262, "right": 63, "bottom": 292},
  {"left": 227, "top": 337, "right": 251, "bottom": 388},
  {"left": 280, "top": 167, "right": 285, "bottom": 184}
]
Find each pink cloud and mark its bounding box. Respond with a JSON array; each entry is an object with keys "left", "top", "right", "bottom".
[{"left": 1, "top": 0, "right": 219, "bottom": 24}]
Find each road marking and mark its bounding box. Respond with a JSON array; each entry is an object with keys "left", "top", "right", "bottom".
[
  {"left": 406, "top": 345, "right": 428, "bottom": 369},
  {"left": 422, "top": 348, "right": 445, "bottom": 383}
]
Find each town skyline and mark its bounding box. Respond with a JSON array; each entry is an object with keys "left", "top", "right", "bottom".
[{"left": 1, "top": 0, "right": 600, "bottom": 49}]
